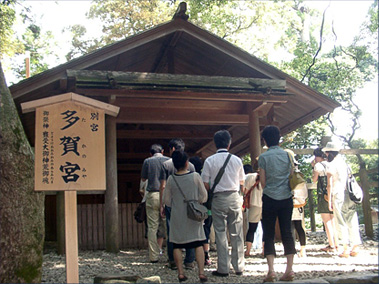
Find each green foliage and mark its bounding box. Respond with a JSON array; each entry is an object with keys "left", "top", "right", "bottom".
[
  {"left": 9, "top": 8, "right": 58, "bottom": 80},
  {"left": 66, "top": 0, "right": 175, "bottom": 60},
  {"left": 278, "top": 1, "right": 377, "bottom": 147},
  {"left": 280, "top": 118, "right": 328, "bottom": 182},
  {"left": 1, "top": 1, "right": 60, "bottom": 82},
  {"left": 368, "top": 0, "right": 379, "bottom": 32},
  {"left": 242, "top": 154, "right": 251, "bottom": 166},
  {"left": 346, "top": 138, "right": 379, "bottom": 207},
  {"left": 65, "top": 1, "right": 309, "bottom": 61},
  {"left": 65, "top": 24, "right": 103, "bottom": 61},
  {"left": 0, "top": 0, "right": 19, "bottom": 58}
]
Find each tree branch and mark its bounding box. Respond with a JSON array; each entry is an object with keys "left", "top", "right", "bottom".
[{"left": 301, "top": 4, "right": 330, "bottom": 82}]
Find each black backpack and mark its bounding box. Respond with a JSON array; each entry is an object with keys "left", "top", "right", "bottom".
[{"left": 317, "top": 162, "right": 328, "bottom": 196}]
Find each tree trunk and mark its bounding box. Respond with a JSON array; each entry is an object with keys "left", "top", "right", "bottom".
[
  {"left": 357, "top": 155, "right": 373, "bottom": 238},
  {"left": 0, "top": 61, "right": 45, "bottom": 283}
]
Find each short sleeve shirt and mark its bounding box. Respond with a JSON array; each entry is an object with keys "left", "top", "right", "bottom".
[
  {"left": 258, "top": 145, "right": 292, "bottom": 200},
  {"left": 245, "top": 173, "right": 263, "bottom": 207},
  {"left": 141, "top": 153, "right": 170, "bottom": 191},
  {"left": 326, "top": 155, "right": 348, "bottom": 198},
  {"left": 314, "top": 161, "right": 328, "bottom": 177},
  {"left": 201, "top": 150, "right": 245, "bottom": 193}
]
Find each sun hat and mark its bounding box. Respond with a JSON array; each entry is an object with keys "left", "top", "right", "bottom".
[{"left": 322, "top": 142, "right": 340, "bottom": 152}]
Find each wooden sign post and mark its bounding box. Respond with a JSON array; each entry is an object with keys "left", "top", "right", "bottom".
[
  {"left": 65, "top": 191, "right": 79, "bottom": 283},
  {"left": 21, "top": 93, "right": 119, "bottom": 283}
]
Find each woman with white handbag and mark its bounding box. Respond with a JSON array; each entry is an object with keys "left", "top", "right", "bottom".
[{"left": 323, "top": 142, "right": 361, "bottom": 258}]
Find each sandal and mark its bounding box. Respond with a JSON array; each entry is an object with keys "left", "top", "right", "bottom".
[
  {"left": 199, "top": 274, "right": 208, "bottom": 283},
  {"left": 350, "top": 251, "right": 359, "bottom": 257},
  {"left": 338, "top": 252, "right": 349, "bottom": 258},
  {"left": 279, "top": 271, "right": 295, "bottom": 281},
  {"left": 178, "top": 275, "right": 188, "bottom": 282},
  {"left": 244, "top": 251, "right": 251, "bottom": 257},
  {"left": 263, "top": 271, "right": 276, "bottom": 282},
  {"left": 321, "top": 245, "right": 331, "bottom": 252},
  {"left": 321, "top": 245, "right": 336, "bottom": 252}
]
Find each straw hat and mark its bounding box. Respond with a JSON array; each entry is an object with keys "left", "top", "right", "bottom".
[{"left": 322, "top": 142, "right": 340, "bottom": 152}]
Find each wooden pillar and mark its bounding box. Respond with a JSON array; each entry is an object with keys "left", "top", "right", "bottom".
[
  {"left": 248, "top": 104, "right": 261, "bottom": 171},
  {"left": 105, "top": 116, "right": 119, "bottom": 252},
  {"left": 56, "top": 191, "right": 65, "bottom": 255},
  {"left": 359, "top": 162, "right": 373, "bottom": 238}
]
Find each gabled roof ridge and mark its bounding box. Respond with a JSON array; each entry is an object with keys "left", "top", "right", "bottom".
[
  {"left": 9, "top": 17, "right": 338, "bottom": 110},
  {"left": 9, "top": 18, "right": 180, "bottom": 96}
]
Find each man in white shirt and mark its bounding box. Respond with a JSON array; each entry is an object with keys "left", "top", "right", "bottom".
[{"left": 201, "top": 130, "right": 245, "bottom": 277}]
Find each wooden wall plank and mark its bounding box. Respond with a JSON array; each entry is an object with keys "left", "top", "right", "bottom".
[
  {"left": 78, "top": 205, "right": 83, "bottom": 248},
  {"left": 118, "top": 205, "right": 123, "bottom": 248},
  {"left": 130, "top": 203, "right": 138, "bottom": 248},
  {"left": 126, "top": 203, "right": 133, "bottom": 247},
  {"left": 77, "top": 203, "right": 149, "bottom": 250},
  {"left": 92, "top": 205, "right": 99, "bottom": 250},
  {"left": 82, "top": 205, "right": 88, "bottom": 250},
  {"left": 98, "top": 204, "right": 105, "bottom": 249},
  {"left": 87, "top": 205, "right": 93, "bottom": 250},
  {"left": 121, "top": 204, "right": 128, "bottom": 248}
]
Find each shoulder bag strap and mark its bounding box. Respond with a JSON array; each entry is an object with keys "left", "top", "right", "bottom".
[
  {"left": 210, "top": 153, "right": 232, "bottom": 193},
  {"left": 172, "top": 176, "right": 188, "bottom": 202},
  {"left": 245, "top": 179, "right": 260, "bottom": 196},
  {"left": 287, "top": 152, "right": 295, "bottom": 169},
  {"left": 346, "top": 165, "right": 354, "bottom": 182},
  {"left": 320, "top": 161, "right": 327, "bottom": 175}
]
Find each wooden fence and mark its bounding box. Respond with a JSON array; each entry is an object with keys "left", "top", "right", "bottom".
[{"left": 77, "top": 203, "right": 148, "bottom": 250}]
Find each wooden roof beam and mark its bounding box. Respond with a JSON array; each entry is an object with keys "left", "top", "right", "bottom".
[
  {"left": 117, "top": 129, "right": 215, "bottom": 139},
  {"left": 194, "top": 126, "right": 239, "bottom": 156},
  {"left": 230, "top": 134, "right": 250, "bottom": 154},
  {"left": 116, "top": 111, "right": 248, "bottom": 125},
  {"left": 76, "top": 88, "right": 289, "bottom": 103},
  {"left": 67, "top": 70, "right": 287, "bottom": 92},
  {"left": 280, "top": 107, "right": 327, "bottom": 135},
  {"left": 151, "top": 31, "right": 183, "bottom": 73}
]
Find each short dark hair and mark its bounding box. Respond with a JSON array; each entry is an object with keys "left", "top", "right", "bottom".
[
  {"left": 168, "top": 138, "right": 185, "bottom": 151},
  {"left": 261, "top": 125, "right": 280, "bottom": 147},
  {"left": 150, "top": 144, "right": 163, "bottom": 155},
  {"left": 189, "top": 156, "right": 203, "bottom": 174},
  {"left": 243, "top": 164, "right": 253, "bottom": 174},
  {"left": 172, "top": 150, "right": 188, "bottom": 171},
  {"left": 313, "top": 148, "right": 326, "bottom": 158},
  {"left": 326, "top": 151, "right": 339, "bottom": 162},
  {"left": 214, "top": 130, "right": 231, "bottom": 149}
]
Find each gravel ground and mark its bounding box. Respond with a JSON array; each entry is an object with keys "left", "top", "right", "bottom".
[{"left": 42, "top": 225, "right": 378, "bottom": 283}]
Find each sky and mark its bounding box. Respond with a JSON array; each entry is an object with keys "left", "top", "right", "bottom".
[{"left": 5, "top": 0, "right": 379, "bottom": 142}]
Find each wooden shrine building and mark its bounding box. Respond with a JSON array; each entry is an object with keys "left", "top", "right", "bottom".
[{"left": 10, "top": 5, "right": 340, "bottom": 250}]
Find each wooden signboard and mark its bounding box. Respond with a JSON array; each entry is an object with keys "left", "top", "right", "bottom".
[
  {"left": 34, "top": 101, "right": 105, "bottom": 191},
  {"left": 21, "top": 93, "right": 119, "bottom": 283}
]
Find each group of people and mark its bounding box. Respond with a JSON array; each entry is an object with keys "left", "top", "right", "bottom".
[
  {"left": 141, "top": 131, "right": 245, "bottom": 282},
  {"left": 140, "top": 125, "right": 362, "bottom": 282},
  {"left": 312, "top": 143, "right": 361, "bottom": 258}
]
